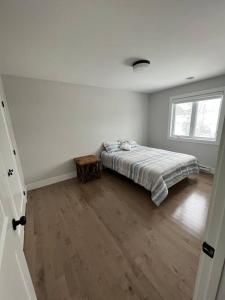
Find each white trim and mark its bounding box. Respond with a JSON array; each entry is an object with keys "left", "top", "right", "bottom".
[
  {"left": 193, "top": 119, "right": 225, "bottom": 300},
  {"left": 168, "top": 86, "right": 225, "bottom": 146},
  {"left": 0, "top": 216, "right": 8, "bottom": 269},
  {"left": 169, "top": 86, "right": 225, "bottom": 101},
  {"left": 26, "top": 171, "right": 77, "bottom": 191},
  {"left": 199, "top": 164, "right": 215, "bottom": 175},
  {"left": 171, "top": 92, "right": 224, "bottom": 104},
  {"left": 168, "top": 135, "right": 221, "bottom": 145},
  {"left": 19, "top": 196, "right": 27, "bottom": 247}
]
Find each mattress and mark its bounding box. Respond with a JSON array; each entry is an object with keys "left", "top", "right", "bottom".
[{"left": 101, "top": 146, "right": 199, "bottom": 206}]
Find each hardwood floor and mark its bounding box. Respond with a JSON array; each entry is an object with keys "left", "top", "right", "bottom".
[{"left": 24, "top": 171, "right": 213, "bottom": 300}]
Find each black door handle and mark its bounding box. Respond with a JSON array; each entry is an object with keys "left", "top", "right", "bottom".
[
  {"left": 8, "top": 169, "right": 13, "bottom": 176},
  {"left": 12, "top": 216, "right": 26, "bottom": 230}
]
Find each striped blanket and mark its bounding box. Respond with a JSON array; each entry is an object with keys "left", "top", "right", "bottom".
[{"left": 101, "top": 146, "right": 199, "bottom": 206}]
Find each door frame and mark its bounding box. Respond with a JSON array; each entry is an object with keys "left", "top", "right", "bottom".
[
  {"left": 0, "top": 95, "right": 27, "bottom": 246},
  {"left": 193, "top": 118, "right": 225, "bottom": 300},
  {"left": 1, "top": 98, "right": 26, "bottom": 189}
]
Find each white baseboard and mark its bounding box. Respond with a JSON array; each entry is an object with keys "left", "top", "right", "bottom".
[
  {"left": 26, "top": 171, "right": 77, "bottom": 191},
  {"left": 26, "top": 163, "right": 215, "bottom": 191},
  {"left": 199, "top": 164, "right": 215, "bottom": 175}
]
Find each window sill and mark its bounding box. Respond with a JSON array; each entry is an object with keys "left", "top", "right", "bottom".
[{"left": 168, "top": 136, "right": 220, "bottom": 146}]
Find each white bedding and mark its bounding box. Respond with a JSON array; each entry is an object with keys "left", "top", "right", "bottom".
[{"left": 101, "top": 146, "right": 199, "bottom": 206}]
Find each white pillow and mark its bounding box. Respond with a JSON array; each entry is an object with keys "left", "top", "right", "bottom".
[
  {"left": 103, "top": 141, "right": 120, "bottom": 153},
  {"left": 120, "top": 142, "right": 132, "bottom": 151},
  {"left": 129, "top": 140, "right": 138, "bottom": 147},
  {"left": 118, "top": 139, "right": 138, "bottom": 148}
]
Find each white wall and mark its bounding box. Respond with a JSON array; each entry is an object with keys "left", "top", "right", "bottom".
[
  {"left": 2, "top": 75, "right": 149, "bottom": 186},
  {"left": 3, "top": 74, "right": 225, "bottom": 187},
  {"left": 148, "top": 75, "right": 225, "bottom": 170}
]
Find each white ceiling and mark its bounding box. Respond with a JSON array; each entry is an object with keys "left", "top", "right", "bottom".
[{"left": 0, "top": 0, "right": 225, "bottom": 93}]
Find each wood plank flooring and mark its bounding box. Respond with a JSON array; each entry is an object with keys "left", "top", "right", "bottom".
[{"left": 24, "top": 171, "right": 213, "bottom": 300}]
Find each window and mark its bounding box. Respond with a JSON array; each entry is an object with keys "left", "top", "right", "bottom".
[{"left": 169, "top": 89, "right": 225, "bottom": 145}]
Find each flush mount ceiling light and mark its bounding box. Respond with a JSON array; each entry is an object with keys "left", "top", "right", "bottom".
[{"left": 132, "top": 59, "right": 150, "bottom": 72}]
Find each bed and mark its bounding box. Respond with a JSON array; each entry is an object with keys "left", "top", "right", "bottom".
[{"left": 101, "top": 145, "right": 199, "bottom": 206}]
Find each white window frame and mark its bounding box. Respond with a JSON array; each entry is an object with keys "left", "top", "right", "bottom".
[{"left": 168, "top": 87, "right": 225, "bottom": 145}]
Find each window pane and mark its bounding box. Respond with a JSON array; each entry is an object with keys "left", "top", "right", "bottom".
[
  {"left": 173, "top": 102, "right": 192, "bottom": 136},
  {"left": 194, "top": 98, "right": 222, "bottom": 139}
]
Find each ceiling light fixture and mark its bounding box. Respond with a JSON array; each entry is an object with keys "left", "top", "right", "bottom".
[{"left": 132, "top": 59, "right": 150, "bottom": 72}]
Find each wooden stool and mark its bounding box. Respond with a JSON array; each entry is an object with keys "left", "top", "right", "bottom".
[{"left": 74, "top": 155, "right": 101, "bottom": 183}]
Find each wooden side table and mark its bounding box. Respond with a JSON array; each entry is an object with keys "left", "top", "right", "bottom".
[{"left": 74, "top": 155, "right": 101, "bottom": 183}]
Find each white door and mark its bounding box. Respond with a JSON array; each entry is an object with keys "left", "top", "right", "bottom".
[
  {"left": 193, "top": 119, "right": 225, "bottom": 300},
  {"left": 0, "top": 150, "right": 37, "bottom": 300},
  {"left": 0, "top": 100, "right": 26, "bottom": 244}
]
